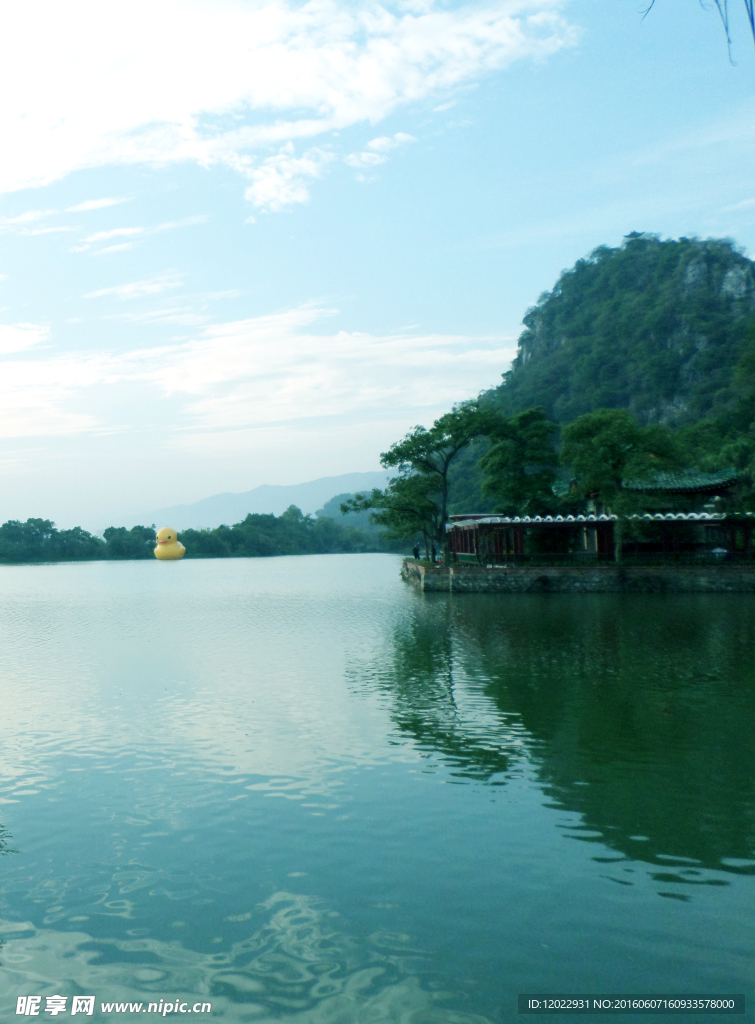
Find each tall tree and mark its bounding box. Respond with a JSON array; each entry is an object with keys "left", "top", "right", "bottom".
[
  {"left": 480, "top": 407, "right": 560, "bottom": 515},
  {"left": 561, "top": 408, "right": 686, "bottom": 512},
  {"left": 342, "top": 474, "right": 443, "bottom": 557},
  {"left": 379, "top": 400, "right": 499, "bottom": 560},
  {"left": 561, "top": 409, "right": 689, "bottom": 559},
  {"left": 345, "top": 400, "right": 499, "bottom": 559}
]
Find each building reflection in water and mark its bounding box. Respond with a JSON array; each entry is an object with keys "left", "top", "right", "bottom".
[{"left": 358, "top": 593, "right": 755, "bottom": 876}]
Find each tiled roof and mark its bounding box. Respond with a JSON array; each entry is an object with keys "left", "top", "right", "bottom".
[
  {"left": 447, "top": 511, "right": 755, "bottom": 530},
  {"left": 447, "top": 514, "right": 616, "bottom": 528},
  {"left": 621, "top": 469, "right": 741, "bottom": 492}
]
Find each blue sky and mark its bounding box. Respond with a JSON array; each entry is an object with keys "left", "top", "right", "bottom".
[{"left": 1, "top": 0, "right": 754, "bottom": 529}]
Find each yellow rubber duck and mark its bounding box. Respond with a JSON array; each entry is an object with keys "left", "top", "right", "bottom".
[{"left": 154, "top": 526, "right": 186, "bottom": 560}]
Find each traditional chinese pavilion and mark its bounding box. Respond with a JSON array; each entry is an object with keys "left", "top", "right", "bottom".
[
  {"left": 447, "top": 468, "right": 753, "bottom": 564},
  {"left": 447, "top": 511, "right": 755, "bottom": 564}
]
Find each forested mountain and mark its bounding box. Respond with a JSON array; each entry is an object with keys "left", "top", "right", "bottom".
[
  {"left": 440, "top": 233, "right": 755, "bottom": 516},
  {"left": 489, "top": 233, "right": 755, "bottom": 426}
]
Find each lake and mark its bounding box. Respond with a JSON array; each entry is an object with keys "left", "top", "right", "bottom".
[{"left": 0, "top": 554, "right": 753, "bottom": 1022}]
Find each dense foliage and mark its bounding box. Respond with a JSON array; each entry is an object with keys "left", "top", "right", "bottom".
[
  {"left": 0, "top": 508, "right": 388, "bottom": 564},
  {"left": 0, "top": 521, "right": 164, "bottom": 563},
  {"left": 342, "top": 401, "right": 503, "bottom": 556},
  {"left": 102, "top": 525, "right": 157, "bottom": 559},
  {"left": 180, "top": 505, "right": 380, "bottom": 557},
  {"left": 0, "top": 519, "right": 107, "bottom": 563},
  {"left": 560, "top": 409, "right": 688, "bottom": 510},
  {"left": 316, "top": 493, "right": 404, "bottom": 550},
  {"left": 480, "top": 408, "right": 560, "bottom": 515},
  {"left": 491, "top": 234, "right": 755, "bottom": 427}
]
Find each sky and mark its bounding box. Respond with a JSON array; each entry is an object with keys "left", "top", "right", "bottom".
[{"left": 1, "top": 0, "right": 755, "bottom": 529}]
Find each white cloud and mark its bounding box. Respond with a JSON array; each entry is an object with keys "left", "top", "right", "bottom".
[
  {"left": 27, "top": 225, "right": 76, "bottom": 235},
  {"left": 154, "top": 215, "right": 208, "bottom": 231},
  {"left": 0, "top": 342, "right": 109, "bottom": 438},
  {"left": 160, "top": 318, "right": 513, "bottom": 432},
  {"left": 92, "top": 242, "right": 136, "bottom": 255},
  {"left": 0, "top": 323, "right": 49, "bottom": 355},
  {"left": 105, "top": 306, "right": 209, "bottom": 326},
  {"left": 0, "top": 307, "right": 515, "bottom": 442},
  {"left": 66, "top": 197, "right": 129, "bottom": 212},
  {"left": 84, "top": 274, "right": 184, "bottom": 300},
  {"left": 84, "top": 227, "right": 144, "bottom": 243},
  {"left": 345, "top": 150, "right": 386, "bottom": 169},
  {"left": 0, "top": 209, "right": 58, "bottom": 232},
  {"left": 73, "top": 215, "right": 208, "bottom": 252},
  {"left": 244, "top": 145, "right": 335, "bottom": 212},
  {"left": 0, "top": 0, "right": 576, "bottom": 207},
  {"left": 345, "top": 131, "right": 415, "bottom": 168},
  {"left": 368, "top": 132, "right": 415, "bottom": 153}
]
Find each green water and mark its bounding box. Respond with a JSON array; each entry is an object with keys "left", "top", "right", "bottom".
[{"left": 0, "top": 554, "right": 752, "bottom": 1022}]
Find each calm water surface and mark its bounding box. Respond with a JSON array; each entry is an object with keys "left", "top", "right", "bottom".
[{"left": 0, "top": 554, "right": 753, "bottom": 1022}]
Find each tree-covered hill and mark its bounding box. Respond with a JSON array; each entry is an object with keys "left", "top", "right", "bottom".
[{"left": 490, "top": 233, "right": 755, "bottom": 426}]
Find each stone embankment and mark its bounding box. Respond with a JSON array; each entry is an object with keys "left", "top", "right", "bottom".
[{"left": 401, "top": 560, "right": 755, "bottom": 593}]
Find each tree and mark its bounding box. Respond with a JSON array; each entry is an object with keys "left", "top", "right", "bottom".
[
  {"left": 480, "top": 407, "right": 560, "bottom": 515},
  {"left": 377, "top": 400, "right": 499, "bottom": 560},
  {"left": 103, "top": 525, "right": 156, "bottom": 559},
  {"left": 561, "top": 409, "right": 689, "bottom": 559},
  {"left": 678, "top": 326, "right": 755, "bottom": 507},
  {"left": 342, "top": 474, "right": 443, "bottom": 558},
  {"left": 561, "top": 409, "right": 686, "bottom": 509},
  {"left": 55, "top": 526, "right": 105, "bottom": 560}
]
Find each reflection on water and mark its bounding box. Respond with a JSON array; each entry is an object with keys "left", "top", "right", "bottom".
[
  {"left": 0, "top": 826, "right": 14, "bottom": 858},
  {"left": 369, "top": 594, "right": 755, "bottom": 876},
  {"left": 0, "top": 557, "right": 753, "bottom": 1021},
  {"left": 0, "top": 894, "right": 488, "bottom": 1024}
]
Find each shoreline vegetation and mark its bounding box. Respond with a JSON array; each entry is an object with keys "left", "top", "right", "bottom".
[{"left": 0, "top": 507, "right": 403, "bottom": 566}]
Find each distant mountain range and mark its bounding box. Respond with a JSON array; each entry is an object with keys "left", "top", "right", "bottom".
[{"left": 126, "top": 471, "right": 393, "bottom": 531}]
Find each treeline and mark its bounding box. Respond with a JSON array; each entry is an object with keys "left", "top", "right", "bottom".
[
  {"left": 180, "top": 505, "right": 384, "bottom": 557},
  {"left": 0, "top": 507, "right": 388, "bottom": 565},
  {"left": 344, "top": 379, "right": 755, "bottom": 557},
  {"left": 0, "top": 521, "right": 162, "bottom": 563}
]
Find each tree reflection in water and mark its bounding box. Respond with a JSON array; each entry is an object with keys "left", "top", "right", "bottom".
[
  {"left": 360, "top": 593, "right": 755, "bottom": 874},
  {"left": 0, "top": 823, "right": 14, "bottom": 857},
  {"left": 0, "top": 818, "right": 16, "bottom": 960}
]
